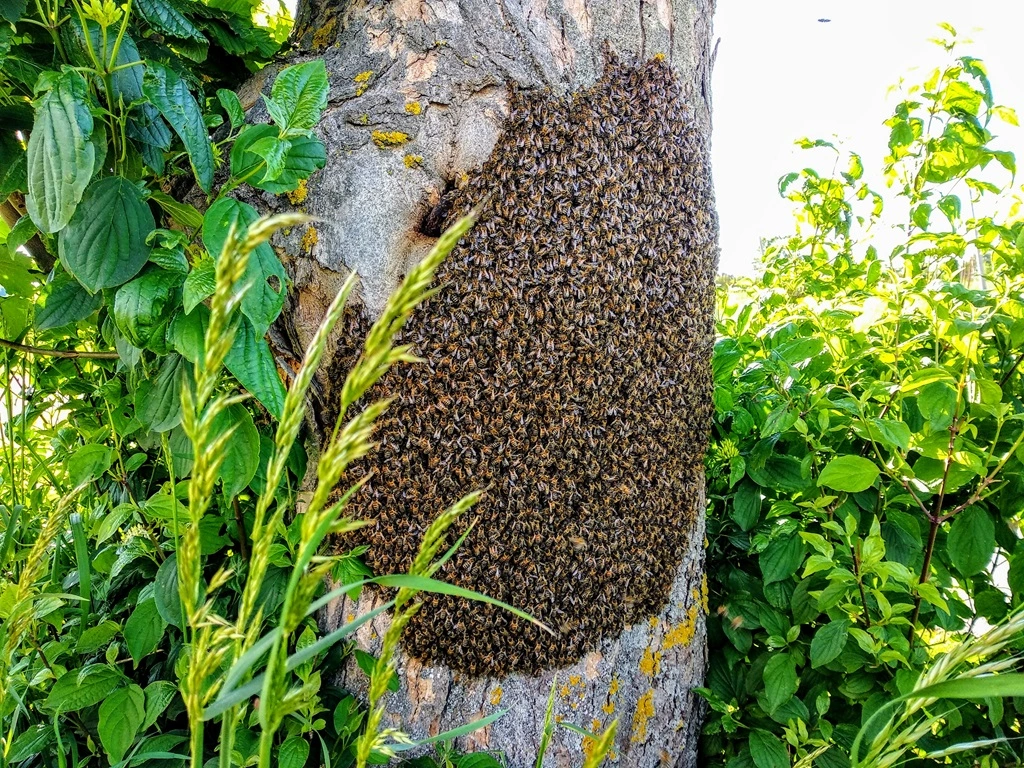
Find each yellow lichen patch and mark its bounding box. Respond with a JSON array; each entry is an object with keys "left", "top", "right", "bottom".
[
  {"left": 639, "top": 647, "right": 662, "bottom": 676},
  {"left": 354, "top": 70, "right": 373, "bottom": 96},
  {"left": 701, "top": 574, "right": 709, "bottom": 613},
  {"left": 371, "top": 130, "right": 410, "bottom": 148},
  {"left": 404, "top": 100, "right": 422, "bottom": 115},
  {"left": 559, "top": 683, "right": 572, "bottom": 699},
  {"left": 569, "top": 674, "right": 582, "bottom": 686},
  {"left": 649, "top": 616, "right": 659, "bottom": 628},
  {"left": 346, "top": 613, "right": 355, "bottom": 622},
  {"left": 653, "top": 52, "right": 666, "bottom": 62},
  {"left": 631, "top": 690, "right": 655, "bottom": 742},
  {"left": 286, "top": 178, "right": 308, "bottom": 205},
  {"left": 609, "top": 676, "right": 620, "bottom": 696},
  {"left": 489, "top": 686, "right": 503, "bottom": 706},
  {"left": 311, "top": 15, "right": 337, "bottom": 50},
  {"left": 300, "top": 225, "right": 319, "bottom": 253},
  {"left": 581, "top": 719, "right": 602, "bottom": 759},
  {"left": 403, "top": 153, "right": 423, "bottom": 168},
  {"left": 663, "top": 604, "right": 700, "bottom": 650},
  {"left": 601, "top": 700, "right": 615, "bottom": 715}
]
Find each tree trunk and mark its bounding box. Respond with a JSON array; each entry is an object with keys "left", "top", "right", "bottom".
[{"left": 242, "top": 1, "right": 718, "bottom": 765}]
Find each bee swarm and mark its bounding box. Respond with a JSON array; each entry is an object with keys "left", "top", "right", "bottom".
[{"left": 329, "top": 54, "right": 718, "bottom": 677}]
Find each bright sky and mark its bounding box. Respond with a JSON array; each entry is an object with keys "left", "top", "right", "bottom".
[{"left": 711, "top": 1, "right": 1024, "bottom": 276}]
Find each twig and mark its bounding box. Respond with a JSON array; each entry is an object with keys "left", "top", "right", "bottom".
[{"left": 0, "top": 338, "right": 119, "bottom": 359}]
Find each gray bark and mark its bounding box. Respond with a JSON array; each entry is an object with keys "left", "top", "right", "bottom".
[{"left": 244, "top": 1, "right": 718, "bottom": 765}]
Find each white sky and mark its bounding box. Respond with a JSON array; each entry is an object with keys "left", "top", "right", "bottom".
[{"left": 711, "top": 1, "right": 1024, "bottom": 276}]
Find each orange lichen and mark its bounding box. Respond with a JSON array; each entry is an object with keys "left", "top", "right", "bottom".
[
  {"left": 639, "top": 647, "right": 662, "bottom": 676},
  {"left": 631, "top": 690, "right": 655, "bottom": 742},
  {"left": 489, "top": 686, "right": 503, "bottom": 706},
  {"left": 286, "top": 178, "right": 308, "bottom": 205}
]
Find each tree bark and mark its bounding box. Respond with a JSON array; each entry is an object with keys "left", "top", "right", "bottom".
[{"left": 243, "top": 1, "right": 719, "bottom": 765}]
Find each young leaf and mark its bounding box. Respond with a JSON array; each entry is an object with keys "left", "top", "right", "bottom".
[
  {"left": 817, "top": 455, "right": 880, "bottom": 493},
  {"left": 268, "top": 60, "right": 329, "bottom": 131},
  {"left": 124, "top": 599, "right": 167, "bottom": 666},
  {"left": 217, "top": 88, "right": 246, "bottom": 129},
  {"left": 25, "top": 70, "right": 95, "bottom": 233}
]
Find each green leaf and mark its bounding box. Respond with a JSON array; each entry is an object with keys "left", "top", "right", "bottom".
[
  {"left": 947, "top": 506, "right": 995, "bottom": 576},
  {"left": 59, "top": 177, "right": 155, "bottom": 293},
  {"left": 124, "top": 599, "right": 167, "bottom": 666},
  {"left": 142, "top": 680, "right": 178, "bottom": 731},
  {"left": 149, "top": 190, "right": 204, "bottom": 230},
  {"left": 760, "top": 533, "right": 805, "bottom": 584},
  {"left": 98, "top": 684, "right": 145, "bottom": 764},
  {"left": 278, "top": 737, "right": 309, "bottom": 768},
  {"left": 731, "top": 481, "right": 761, "bottom": 532},
  {"left": 355, "top": 649, "right": 400, "bottom": 692},
  {"left": 68, "top": 443, "right": 112, "bottom": 485},
  {"left": 0, "top": 0, "right": 27, "bottom": 25},
  {"left": 183, "top": 257, "right": 216, "bottom": 314},
  {"left": 168, "top": 306, "right": 208, "bottom": 364},
  {"left": 44, "top": 665, "right": 121, "bottom": 712},
  {"left": 762, "top": 653, "right": 798, "bottom": 714},
  {"left": 136, "top": 353, "right": 189, "bottom": 433},
  {"left": 455, "top": 755, "right": 503, "bottom": 768},
  {"left": 817, "top": 455, "right": 879, "bottom": 493},
  {"left": 248, "top": 135, "right": 291, "bottom": 182},
  {"left": 114, "top": 267, "right": 181, "bottom": 349},
  {"left": 217, "top": 88, "right": 245, "bottom": 130},
  {"left": 268, "top": 60, "right": 328, "bottom": 131},
  {"left": 231, "top": 124, "right": 326, "bottom": 193},
  {"left": 917, "top": 381, "right": 958, "bottom": 431},
  {"left": 203, "top": 198, "right": 286, "bottom": 336},
  {"left": 134, "top": 0, "right": 205, "bottom": 40},
  {"left": 748, "top": 730, "right": 788, "bottom": 768},
  {"left": 6, "top": 723, "right": 52, "bottom": 763},
  {"left": 142, "top": 62, "right": 215, "bottom": 193},
  {"left": 224, "top": 317, "right": 286, "bottom": 418},
  {"left": 25, "top": 70, "right": 95, "bottom": 234},
  {"left": 33, "top": 275, "right": 101, "bottom": 332},
  {"left": 75, "top": 620, "right": 119, "bottom": 654},
  {"left": 154, "top": 554, "right": 182, "bottom": 628},
  {"left": 810, "top": 619, "right": 849, "bottom": 668},
  {"left": 212, "top": 403, "right": 260, "bottom": 497}
]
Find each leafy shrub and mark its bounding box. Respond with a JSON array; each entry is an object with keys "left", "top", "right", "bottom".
[{"left": 702, "top": 27, "right": 1024, "bottom": 768}]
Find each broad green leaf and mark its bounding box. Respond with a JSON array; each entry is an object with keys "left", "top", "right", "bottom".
[
  {"left": 149, "top": 190, "right": 204, "bottom": 230},
  {"left": 762, "top": 654, "right": 798, "bottom": 714},
  {"left": 142, "top": 680, "right": 178, "bottom": 731},
  {"left": 168, "top": 306, "right": 208, "bottom": 364},
  {"left": 224, "top": 316, "right": 286, "bottom": 418},
  {"left": 44, "top": 665, "right": 120, "bottom": 712},
  {"left": 134, "top": 0, "right": 205, "bottom": 40},
  {"left": 212, "top": 403, "right": 260, "bottom": 497},
  {"left": 124, "top": 599, "right": 167, "bottom": 665},
  {"left": 34, "top": 275, "right": 102, "bottom": 330},
  {"left": 231, "top": 124, "right": 326, "bottom": 193},
  {"left": 25, "top": 70, "right": 95, "bottom": 233},
  {"left": 810, "top": 619, "right": 849, "bottom": 668},
  {"left": 76, "top": 620, "right": 119, "bottom": 654},
  {"left": 183, "top": 257, "right": 216, "bottom": 314},
  {"left": 268, "top": 60, "right": 329, "bottom": 131},
  {"left": 278, "top": 737, "right": 310, "bottom": 768},
  {"left": 143, "top": 62, "right": 214, "bottom": 193},
  {"left": 6, "top": 724, "right": 51, "bottom": 763},
  {"left": 248, "top": 135, "right": 291, "bottom": 182},
  {"left": 917, "top": 381, "right": 958, "bottom": 431},
  {"left": 98, "top": 684, "right": 145, "bottom": 764},
  {"left": 817, "top": 455, "right": 879, "bottom": 493},
  {"left": 68, "top": 443, "right": 112, "bottom": 485},
  {"left": 217, "top": 88, "right": 245, "bottom": 129},
  {"left": 203, "top": 198, "right": 286, "bottom": 336},
  {"left": 948, "top": 506, "right": 995, "bottom": 576},
  {"left": 749, "top": 730, "right": 788, "bottom": 768},
  {"left": 59, "top": 177, "right": 155, "bottom": 293},
  {"left": 731, "top": 481, "right": 761, "bottom": 532},
  {"left": 759, "top": 533, "right": 805, "bottom": 584},
  {"left": 113, "top": 267, "right": 182, "bottom": 349},
  {"left": 154, "top": 554, "right": 181, "bottom": 628},
  {"left": 136, "top": 353, "right": 189, "bottom": 433}
]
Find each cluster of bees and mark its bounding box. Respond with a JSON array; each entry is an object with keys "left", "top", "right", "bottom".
[{"left": 328, "top": 54, "right": 718, "bottom": 676}]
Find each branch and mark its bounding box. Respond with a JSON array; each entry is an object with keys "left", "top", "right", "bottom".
[{"left": 0, "top": 338, "right": 119, "bottom": 359}]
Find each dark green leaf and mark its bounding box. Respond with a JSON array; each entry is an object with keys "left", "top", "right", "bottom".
[
  {"left": 59, "top": 177, "right": 155, "bottom": 293},
  {"left": 135, "top": 353, "right": 189, "bottom": 433},
  {"left": 762, "top": 653, "right": 798, "bottom": 714},
  {"left": 810, "top": 619, "right": 849, "bottom": 668},
  {"left": 947, "top": 506, "right": 995, "bottom": 577},
  {"left": 25, "top": 70, "right": 95, "bottom": 233},
  {"left": 134, "top": 0, "right": 205, "bottom": 40},
  {"left": 224, "top": 316, "right": 286, "bottom": 418},
  {"left": 760, "top": 533, "right": 805, "bottom": 584},
  {"left": 154, "top": 554, "right": 182, "bottom": 628},
  {"left": 212, "top": 403, "right": 260, "bottom": 497},
  {"left": 35, "top": 276, "right": 102, "bottom": 330},
  {"left": 124, "top": 599, "right": 167, "bottom": 665},
  {"left": 142, "top": 62, "right": 215, "bottom": 193},
  {"left": 748, "top": 730, "right": 788, "bottom": 768},
  {"left": 731, "top": 481, "right": 761, "bottom": 532},
  {"left": 217, "top": 88, "right": 245, "bottom": 129},
  {"left": 114, "top": 267, "right": 181, "bottom": 349},
  {"left": 278, "top": 737, "right": 309, "bottom": 768},
  {"left": 44, "top": 665, "right": 121, "bottom": 712}
]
